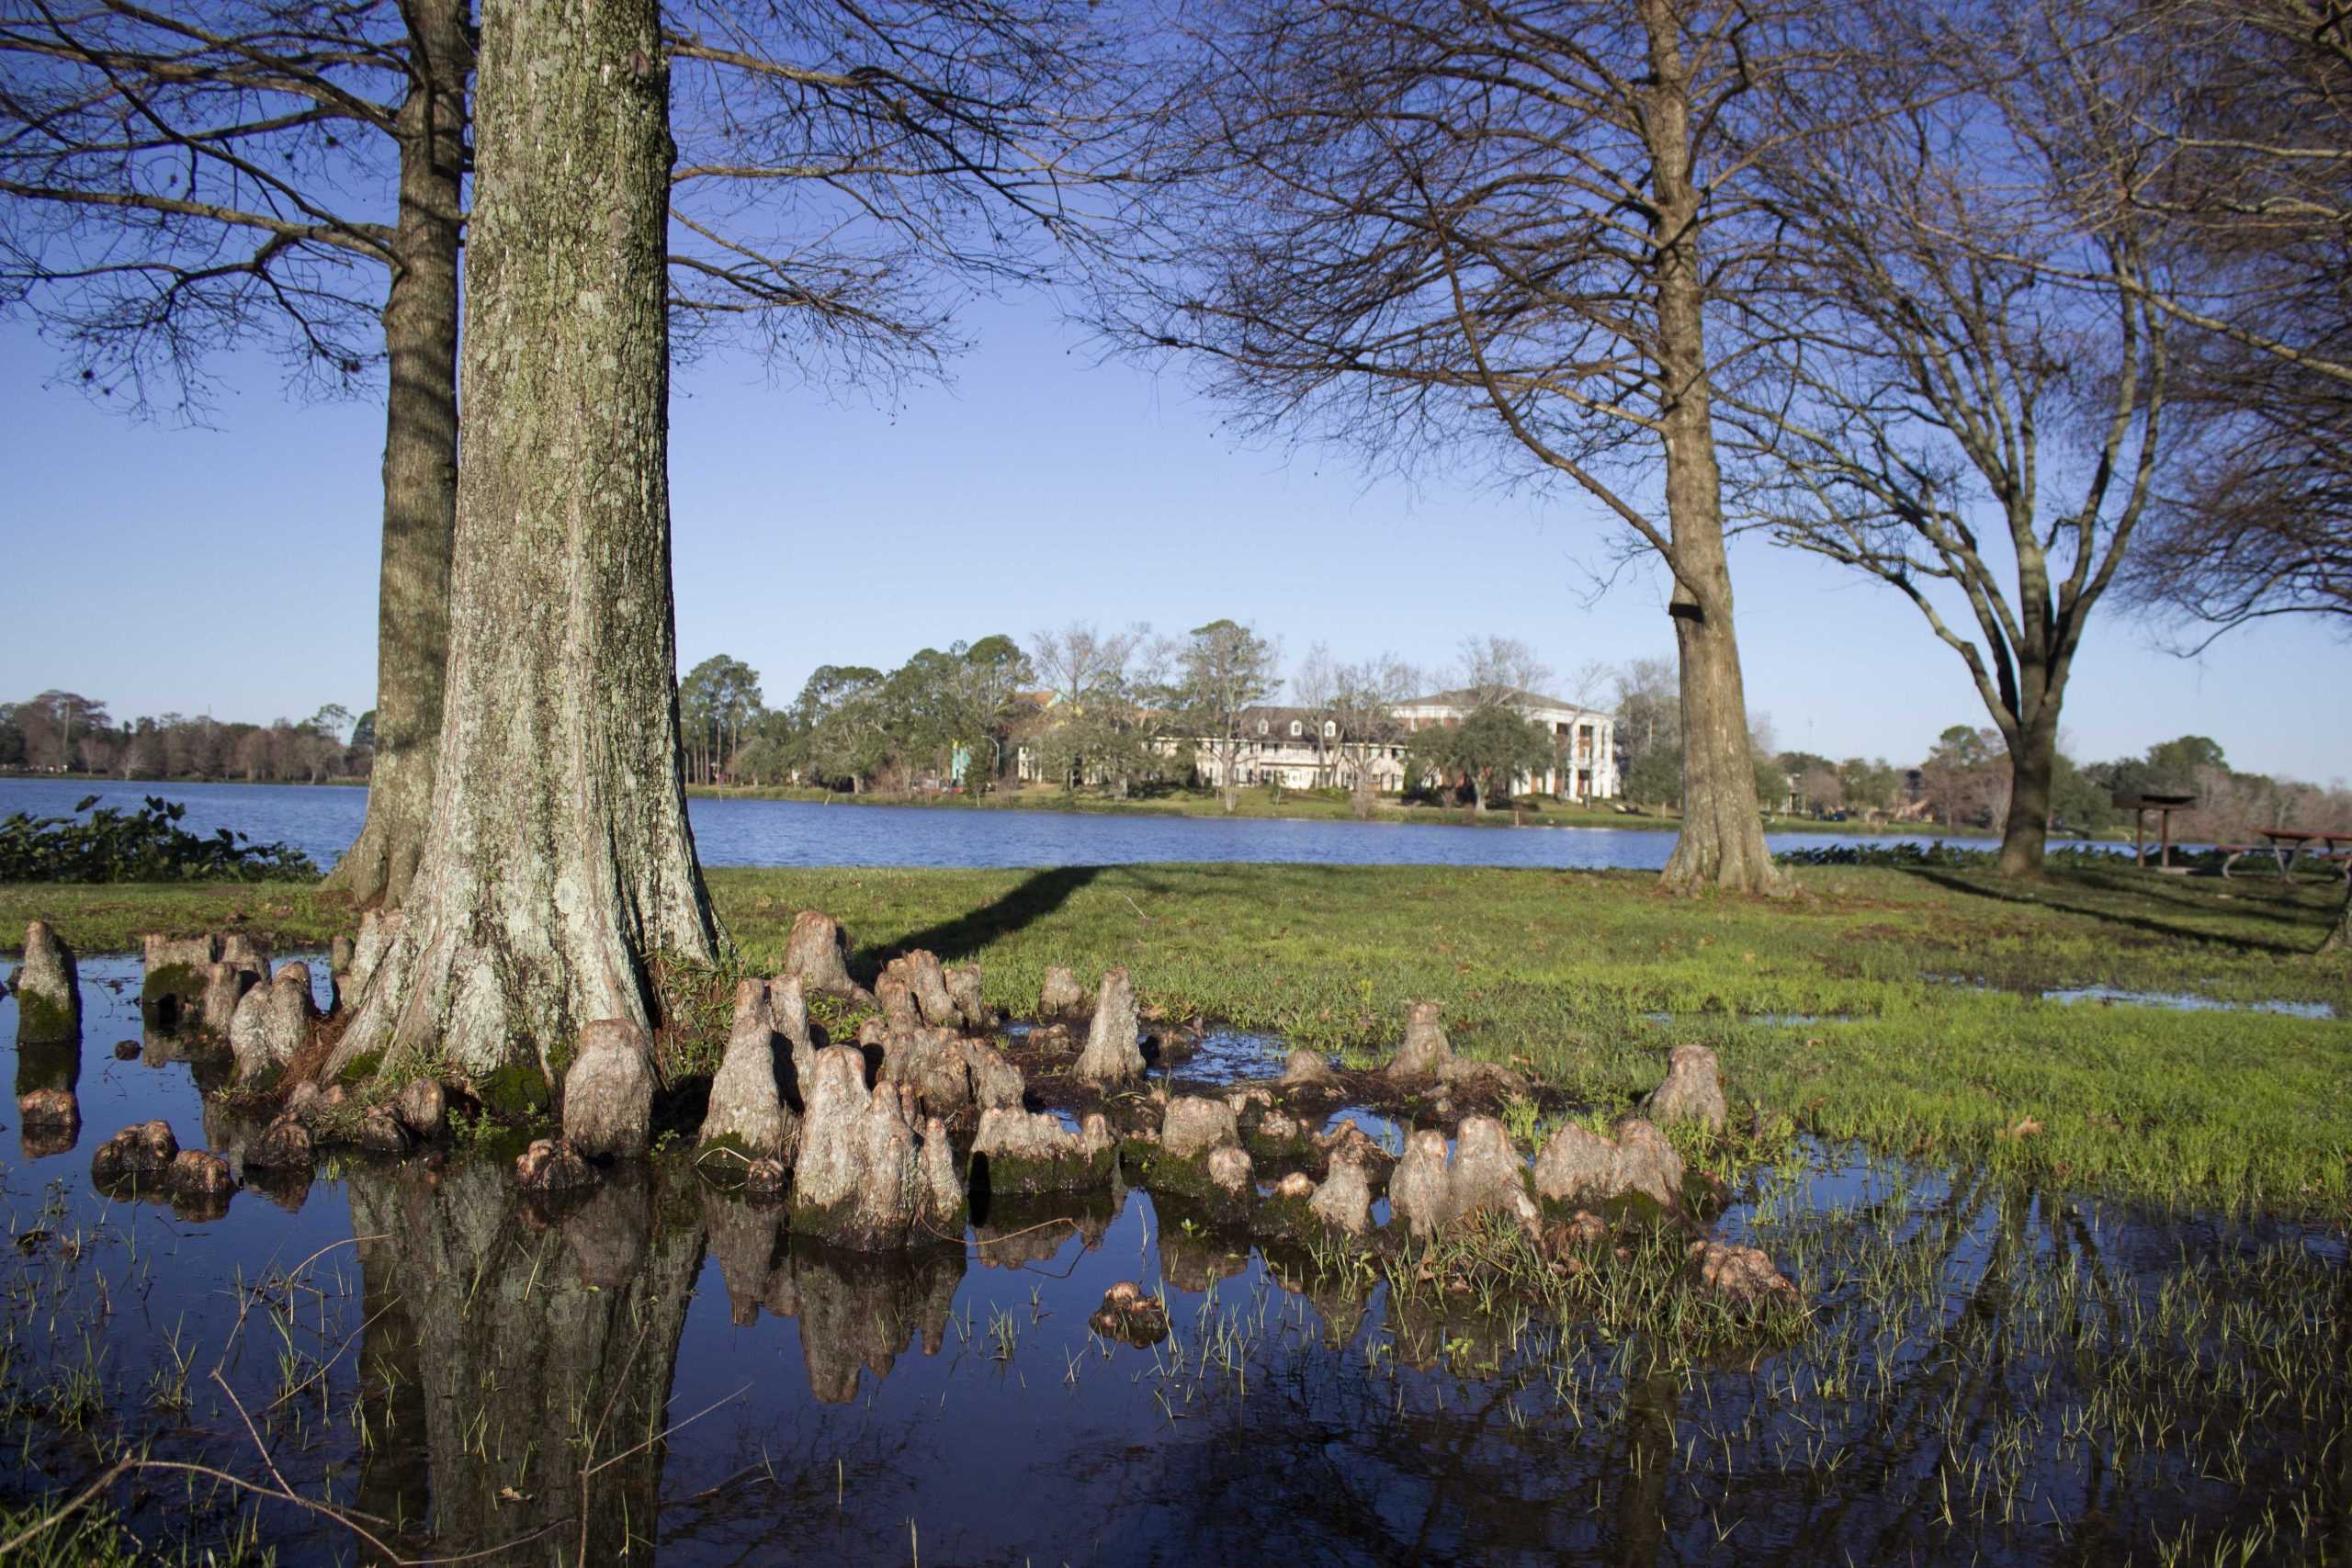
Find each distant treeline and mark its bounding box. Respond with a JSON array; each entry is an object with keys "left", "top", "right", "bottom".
[
  {"left": 0, "top": 691, "right": 368, "bottom": 784},
  {"left": 1783, "top": 728, "right": 2352, "bottom": 843}
]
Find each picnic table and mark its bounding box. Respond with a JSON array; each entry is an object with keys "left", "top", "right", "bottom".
[
  {"left": 2113, "top": 792, "right": 2196, "bottom": 870},
  {"left": 2236, "top": 827, "right": 2352, "bottom": 883}
]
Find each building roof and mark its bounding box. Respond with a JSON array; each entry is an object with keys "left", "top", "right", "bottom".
[
  {"left": 1237, "top": 705, "right": 1326, "bottom": 728},
  {"left": 1397, "top": 687, "right": 1606, "bottom": 717}
]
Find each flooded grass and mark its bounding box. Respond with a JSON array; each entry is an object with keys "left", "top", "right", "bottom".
[{"left": 2, "top": 958, "right": 2348, "bottom": 1563}]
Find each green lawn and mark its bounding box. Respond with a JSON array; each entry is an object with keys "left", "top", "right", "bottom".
[{"left": 6, "top": 863, "right": 2346, "bottom": 1213}]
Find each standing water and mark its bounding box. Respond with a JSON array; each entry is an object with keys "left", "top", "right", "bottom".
[{"left": 2, "top": 960, "right": 2342, "bottom": 1563}]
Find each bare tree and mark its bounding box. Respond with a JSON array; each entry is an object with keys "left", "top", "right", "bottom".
[
  {"left": 2098, "top": 1, "right": 2352, "bottom": 648},
  {"left": 1452, "top": 636, "right": 1554, "bottom": 714},
  {"left": 1, "top": 0, "right": 469, "bottom": 906},
  {"left": 1023, "top": 619, "right": 1155, "bottom": 791},
  {"left": 3, "top": 0, "right": 1117, "bottom": 906},
  {"left": 1725, "top": 0, "right": 2173, "bottom": 877},
  {"left": 325, "top": 0, "right": 718, "bottom": 1097},
  {"left": 1612, "top": 656, "right": 1679, "bottom": 803},
  {"left": 1102, "top": 0, "right": 1801, "bottom": 892},
  {"left": 2048, "top": 0, "right": 2352, "bottom": 385},
  {"left": 1563, "top": 658, "right": 1612, "bottom": 711},
  {"left": 1329, "top": 652, "right": 1417, "bottom": 818},
  {"left": 1027, "top": 620, "right": 1148, "bottom": 710},
  {"left": 1169, "top": 617, "right": 1280, "bottom": 813},
  {"left": 1290, "top": 640, "right": 1340, "bottom": 784},
  {"left": 662, "top": 0, "right": 1119, "bottom": 380}
]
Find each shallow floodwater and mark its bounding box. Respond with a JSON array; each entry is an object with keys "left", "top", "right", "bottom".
[
  {"left": 0, "top": 775, "right": 2155, "bottom": 873},
  {"left": 4, "top": 963, "right": 2345, "bottom": 1564}
]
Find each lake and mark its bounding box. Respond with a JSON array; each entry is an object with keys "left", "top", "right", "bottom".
[{"left": 0, "top": 777, "right": 2129, "bottom": 872}]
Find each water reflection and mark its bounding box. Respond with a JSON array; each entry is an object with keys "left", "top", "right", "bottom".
[
  {"left": 14, "top": 1038, "right": 80, "bottom": 1159},
  {"left": 344, "top": 1161, "right": 706, "bottom": 1562},
  {"left": 4, "top": 962, "right": 2347, "bottom": 1566}
]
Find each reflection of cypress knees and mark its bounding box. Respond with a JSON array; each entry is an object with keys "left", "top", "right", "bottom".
[
  {"left": 703, "top": 1185, "right": 786, "bottom": 1324},
  {"left": 760, "top": 1235, "right": 967, "bottom": 1404},
  {"left": 12, "top": 920, "right": 80, "bottom": 1045},
  {"left": 17, "top": 1085, "right": 80, "bottom": 1159},
  {"left": 15, "top": 1039, "right": 79, "bottom": 1099},
  {"left": 345, "top": 1160, "right": 706, "bottom": 1561}
]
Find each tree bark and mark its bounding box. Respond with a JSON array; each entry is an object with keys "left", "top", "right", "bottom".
[
  {"left": 1642, "top": 0, "right": 1785, "bottom": 897},
  {"left": 325, "top": 0, "right": 720, "bottom": 1103},
  {"left": 1996, "top": 714, "right": 2059, "bottom": 877},
  {"left": 2322, "top": 891, "right": 2350, "bottom": 956},
  {"left": 324, "top": 0, "right": 470, "bottom": 910}
]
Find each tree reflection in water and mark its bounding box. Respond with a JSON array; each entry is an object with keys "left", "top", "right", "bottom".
[
  {"left": 345, "top": 1160, "right": 706, "bottom": 1562},
  {"left": 232, "top": 1164, "right": 2352, "bottom": 1566}
]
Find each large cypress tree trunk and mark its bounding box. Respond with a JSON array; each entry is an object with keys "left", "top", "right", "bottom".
[
  {"left": 325, "top": 0, "right": 470, "bottom": 909},
  {"left": 326, "top": 0, "right": 719, "bottom": 1103},
  {"left": 2322, "top": 892, "right": 2350, "bottom": 956},
  {"left": 1641, "top": 0, "right": 1785, "bottom": 897}
]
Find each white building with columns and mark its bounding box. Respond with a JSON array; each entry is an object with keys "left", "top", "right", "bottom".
[
  {"left": 1392, "top": 688, "right": 1620, "bottom": 801},
  {"left": 1176, "top": 688, "right": 1620, "bottom": 802}
]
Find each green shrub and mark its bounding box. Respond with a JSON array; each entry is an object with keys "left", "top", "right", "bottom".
[{"left": 0, "top": 795, "right": 316, "bottom": 882}]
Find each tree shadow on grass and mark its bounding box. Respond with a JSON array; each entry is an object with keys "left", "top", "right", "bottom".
[
  {"left": 865, "top": 863, "right": 1108, "bottom": 973},
  {"left": 1903, "top": 867, "right": 2318, "bottom": 957}
]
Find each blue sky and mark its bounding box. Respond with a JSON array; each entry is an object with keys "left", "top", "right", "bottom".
[{"left": 4, "top": 299, "right": 2346, "bottom": 784}]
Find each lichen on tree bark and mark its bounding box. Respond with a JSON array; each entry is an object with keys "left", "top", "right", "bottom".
[{"left": 325, "top": 0, "right": 720, "bottom": 1097}]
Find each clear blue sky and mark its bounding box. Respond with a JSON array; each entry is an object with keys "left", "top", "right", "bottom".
[{"left": 3, "top": 299, "right": 2346, "bottom": 784}]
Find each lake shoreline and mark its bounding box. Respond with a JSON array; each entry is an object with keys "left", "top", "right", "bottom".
[{"left": 684, "top": 779, "right": 2012, "bottom": 840}]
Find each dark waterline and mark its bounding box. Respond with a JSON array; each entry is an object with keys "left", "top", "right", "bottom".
[
  {"left": 0, "top": 776, "right": 2157, "bottom": 874},
  {"left": 3, "top": 961, "right": 2344, "bottom": 1565}
]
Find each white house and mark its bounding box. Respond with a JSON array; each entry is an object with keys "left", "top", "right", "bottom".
[
  {"left": 1179, "top": 688, "right": 1619, "bottom": 802},
  {"left": 1391, "top": 688, "right": 1620, "bottom": 802},
  {"left": 1182, "top": 706, "right": 1410, "bottom": 793}
]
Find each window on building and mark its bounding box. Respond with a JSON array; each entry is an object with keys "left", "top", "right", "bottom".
[
  {"left": 1257, "top": 719, "right": 1269, "bottom": 736},
  {"left": 1289, "top": 720, "right": 1303, "bottom": 738},
  {"left": 1323, "top": 720, "right": 1337, "bottom": 738}
]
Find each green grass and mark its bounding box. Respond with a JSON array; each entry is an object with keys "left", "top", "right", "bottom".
[
  {"left": 0, "top": 881, "right": 355, "bottom": 955},
  {"left": 6, "top": 862, "right": 2346, "bottom": 1212}
]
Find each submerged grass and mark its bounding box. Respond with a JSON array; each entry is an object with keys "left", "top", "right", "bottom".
[
  {"left": 708, "top": 863, "right": 2350, "bottom": 1213},
  {"left": 6, "top": 862, "right": 2347, "bottom": 1211}
]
